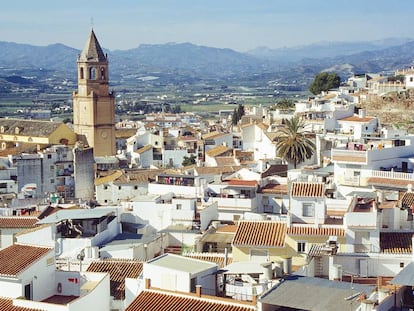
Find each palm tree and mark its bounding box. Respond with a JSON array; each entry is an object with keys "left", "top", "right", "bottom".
[{"left": 275, "top": 116, "right": 315, "bottom": 169}]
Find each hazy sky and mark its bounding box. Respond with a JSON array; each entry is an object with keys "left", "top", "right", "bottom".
[{"left": 1, "top": 0, "right": 414, "bottom": 52}]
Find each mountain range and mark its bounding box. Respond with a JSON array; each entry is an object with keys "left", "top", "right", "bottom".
[{"left": 0, "top": 37, "right": 414, "bottom": 85}]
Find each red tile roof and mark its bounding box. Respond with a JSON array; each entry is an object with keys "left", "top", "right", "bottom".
[
  {"left": 290, "top": 182, "right": 324, "bottom": 197},
  {"left": 232, "top": 221, "right": 286, "bottom": 247},
  {"left": 183, "top": 253, "right": 233, "bottom": 268},
  {"left": 227, "top": 180, "right": 258, "bottom": 187},
  {"left": 87, "top": 259, "right": 143, "bottom": 300},
  {"left": 287, "top": 225, "right": 345, "bottom": 237},
  {"left": 367, "top": 177, "right": 412, "bottom": 189},
  {"left": 400, "top": 192, "right": 414, "bottom": 208},
  {"left": 380, "top": 232, "right": 413, "bottom": 254},
  {"left": 258, "top": 183, "right": 288, "bottom": 194},
  {"left": 0, "top": 217, "right": 38, "bottom": 228},
  {"left": 0, "top": 244, "right": 52, "bottom": 277},
  {"left": 126, "top": 289, "right": 256, "bottom": 311},
  {"left": 338, "top": 116, "right": 375, "bottom": 122},
  {"left": 0, "top": 297, "right": 45, "bottom": 311},
  {"left": 216, "top": 225, "right": 238, "bottom": 233}
]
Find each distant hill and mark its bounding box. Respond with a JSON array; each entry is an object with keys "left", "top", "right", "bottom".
[
  {"left": 247, "top": 37, "right": 413, "bottom": 62},
  {"left": 0, "top": 42, "right": 78, "bottom": 71},
  {"left": 110, "top": 42, "right": 264, "bottom": 76},
  {"left": 1, "top": 38, "right": 414, "bottom": 84}
]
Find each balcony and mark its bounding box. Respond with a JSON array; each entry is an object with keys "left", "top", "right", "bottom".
[{"left": 344, "top": 209, "right": 377, "bottom": 228}]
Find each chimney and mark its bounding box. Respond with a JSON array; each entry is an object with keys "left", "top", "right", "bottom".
[
  {"left": 195, "top": 285, "right": 202, "bottom": 297},
  {"left": 145, "top": 278, "right": 151, "bottom": 289}
]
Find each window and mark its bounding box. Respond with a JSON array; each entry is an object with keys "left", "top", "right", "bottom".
[
  {"left": 134, "top": 185, "right": 138, "bottom": 190},
  {"left": 104, "top": 185, "right": 108, "bottom": 190},
  {"left": 118, "top": 186, "right": 121, "bottom": 190},
  {"left": 50, "top": 179, "right": 54, "bottom": 184},
  {"left": 80, "top": 67, "right": 84, "bottom": 79},
  {"left": 100, "top": 67, "right": 105, "bottom": 80},
  {"left": 400, "top": 262, "right": 405, "bottom": 268},
  {"left": 176, "top": 204, "right": 182, "bottom": 210},
  {"left": 410, "top": 77, "right": 413, "bottom": 82},
  {"left": 89, "top": 67, "right": 96, "bottom": 80},
  {"left": 47, "top": 154, "right": 52, "bottom": 159},
  {"left": 50, "top": 165, "right": 54, "bottom": 170},
  {"left": 297, "top": 241, "right": 306, "bottom": 253},
  {"left": 302, "top": 203, "right": 315, "bottom": 217}
]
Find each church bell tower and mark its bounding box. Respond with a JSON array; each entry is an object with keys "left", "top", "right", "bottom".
[{"left": 73, "top": 30, "right": 116, "bottom": 157}]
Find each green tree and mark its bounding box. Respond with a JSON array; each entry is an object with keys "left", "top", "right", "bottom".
[
  {"left": 276, "top": 116, "right": 315, "bottom": 169},
  {"left": 231, "top": 104, "right": 245, "bottom": 125},
  {"left": 182, "top": 154, "right": 196, "bottom": 166},
  {"left": 309, "top": 72, "right": 341, "bottom": 95},
  {"left": 277, "top": 98, "right": 295, "bottom": 110}
]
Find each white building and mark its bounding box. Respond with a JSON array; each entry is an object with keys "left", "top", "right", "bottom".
[
  {"left": 142, "top": 253, "right": 218, "bottom": 295},
  {"left": 0, "top": 243, "right": 110, "bottom": 311}
]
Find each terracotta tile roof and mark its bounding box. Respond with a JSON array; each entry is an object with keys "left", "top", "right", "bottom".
[
  {"left": 86, "top": 259, "right": 143, "bottom": 300},
  {"left": 0, "top": 297, "right": 46, "bottom": 311},
  {"left": 378, "top": 201, "right": 397, "bottom": 209},
  {"left": 194, "top": 166, "right": 241, "bottom": 176},
  {"left": 180, "top": 135, "right": 198, "bottom": 141},
  {"left": 0, "top": 244, "right": 52, "bottom": 277},
  {"left": 183, "top": 253, "right": 233, "bottom": 268},
  {"left": 0, "top": 217, "right": 38, "bottom": 228},
  {"left": 0, "top": 118, "right": 63, "bottom": 137},
  {"left": 367, "top": 177, "right": 413, "bottom": 189},
  {"left": 258, "top": 183, "right": 288, "bottom": 194},
  {"left": 205, "top": 145, "right": 232, "bottom": 158},
  {"left": 290, "top": 182, "right": 324, "bottom": 197},
  {"left": 95, "top": 170, "right": 123, "bottom": 186},
  {"left": 287, "top": 225, "right": 345, "bottom": 237},
  {"left": 338, "top": 116, "right": 376, "bottom": 122},
  {"left": 331, "top": 155, "right": 367, "bottom": 163},
  {"left": 126, "top": 289, "right": 255, "bottom": 311},
  {"left": 400, "top": 192, "right": 414, "bottom": 208},
  {"left": 232, "top": 221, "right": 286, "bottom": 247},
  {"left": 215, "top": 157, "right": 238, "bottom": 166},
  {"left": 261, "top": 164, "right": 288, "bottom": 178},
  {"left": 227, "top": 180, "right": 258, "bottom": 187},
  {"left": 216, "top": 224, "right": 238, "bottom": 233},
  {"left": 380, "top": 232, "right": 413, "bottom": 254},
  {"left": 202, "top": 131, "right": 228, "bottom": 140}
]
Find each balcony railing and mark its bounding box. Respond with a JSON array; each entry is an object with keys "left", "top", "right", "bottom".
[{"left": 371, "top": 170, "right": 414, "bottom": 180}]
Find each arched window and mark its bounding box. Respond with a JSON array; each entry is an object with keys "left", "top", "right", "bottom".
[
  {"left": 80, "top": 67, "right": 84, "bottom": 79},
  {"left": 100, "top": 67, "right": 106, "bottom": 80},
  {"left": 89, "top": 67, "right": 96, "bottom": 80}
]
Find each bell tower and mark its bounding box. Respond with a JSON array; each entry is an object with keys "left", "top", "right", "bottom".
[{"left": 73, "top": 30, "right": 116, "bottom": 157}]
